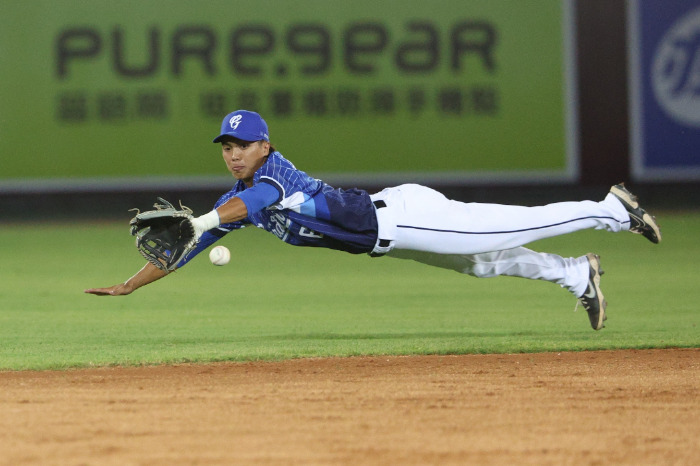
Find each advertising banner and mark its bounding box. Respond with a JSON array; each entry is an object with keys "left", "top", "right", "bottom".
[
  {"left": 629, "top": 0, "right": 700, "bottom": 181},
  {"left": 0, "top": 0, "right": 577, "bottom": 192}
]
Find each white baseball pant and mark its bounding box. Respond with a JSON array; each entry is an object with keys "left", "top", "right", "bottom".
[{"left": 370, "top": 184, "right": 631, "bottom": 297}]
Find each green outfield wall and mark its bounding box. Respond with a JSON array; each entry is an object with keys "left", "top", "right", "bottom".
[{"left": 0, "top": 0, "right": 576, "bottom": 189}]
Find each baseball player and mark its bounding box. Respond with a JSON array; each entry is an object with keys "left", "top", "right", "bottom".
[{"left": 86, "top": 110, "right": 662, "bottom": 330}]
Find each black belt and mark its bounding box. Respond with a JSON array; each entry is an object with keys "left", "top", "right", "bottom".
[{"left": 370, "top": 200, "right": 390, "bottom": 257}]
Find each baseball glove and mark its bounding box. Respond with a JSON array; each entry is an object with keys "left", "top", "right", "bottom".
[{"left": 129, "top": 197, "right": 197, "bottom": 273}]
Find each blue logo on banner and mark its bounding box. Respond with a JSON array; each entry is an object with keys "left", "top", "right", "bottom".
[{"left": 634, "top": 0, "right": 700, "bottom": 179}]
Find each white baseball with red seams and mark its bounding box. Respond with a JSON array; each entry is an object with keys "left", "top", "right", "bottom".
[{"left": 209, "top": 245, "right": 231, "bottom": 266}]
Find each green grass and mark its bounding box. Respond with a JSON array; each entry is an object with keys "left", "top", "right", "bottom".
[{"left": 1, "top": 213, "right": 699, "bottom": 370}]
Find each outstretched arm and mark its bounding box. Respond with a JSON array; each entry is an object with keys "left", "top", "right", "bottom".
[
  {"left": 190, "top": 197, "right": 249, "bottom": 238},
  {"left": 86, "top": 190, "right": 266, "bottom": 297},
  {"left": 216, "top": 197, "right": 249, "bottom": 223},
  {"left": 192, "top": 187, "right": 276, "bottom": 234},
  {"left": 195, "top": 183, "right": 279, "bottom": 231},
  {"left": 84, "top": 262, "right": 167, "bottom": 296}
]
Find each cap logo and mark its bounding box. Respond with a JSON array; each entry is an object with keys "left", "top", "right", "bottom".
[{"left": 229, "top": 115, "right": 243, "bottom": 130}]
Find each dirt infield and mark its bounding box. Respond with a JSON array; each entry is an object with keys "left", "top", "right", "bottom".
[{"left": 1, "top": 348, "right": 699, "bottom": 466}]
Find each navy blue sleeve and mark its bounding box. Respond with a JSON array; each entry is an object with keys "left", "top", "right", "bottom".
[
  {"left": 236, "top": 182, "right": 281, "bottom": 216},
  {"left": 176, "top": 229, "right": 227, "bottom": 268}
]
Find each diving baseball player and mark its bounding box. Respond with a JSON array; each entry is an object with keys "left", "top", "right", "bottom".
[{"left": 85, "top": 110, "right": 662, "bottom": 331}]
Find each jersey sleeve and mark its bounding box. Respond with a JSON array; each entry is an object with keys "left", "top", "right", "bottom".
[
  {"left": 175, "top": 229, "right": 227, "bottom": 268},
  {"left": 214, "top": 184, "right": 253, "bottom": 229},
  {"left": 235, "top": 182, "right": 281, "bottom": 215}
]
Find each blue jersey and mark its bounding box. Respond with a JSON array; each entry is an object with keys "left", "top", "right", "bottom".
[{"left": 178, "top": 152, "right": 378, "bottom": 267}]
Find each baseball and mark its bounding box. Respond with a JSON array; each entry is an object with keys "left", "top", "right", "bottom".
[{"left": 209, "top": 245, "right": 231, "bottom": 266}]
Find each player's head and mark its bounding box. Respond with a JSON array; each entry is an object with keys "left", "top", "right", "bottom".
[
  {"left": 213, "top": 110, "right": 269, "bottom": 144},
  {"left": 215, "top": 110, "right": 273, "bottom": 185}
]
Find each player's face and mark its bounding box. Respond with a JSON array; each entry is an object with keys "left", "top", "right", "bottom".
[{"left": 220, "top": 137, "right": 270, "bottom": 187}]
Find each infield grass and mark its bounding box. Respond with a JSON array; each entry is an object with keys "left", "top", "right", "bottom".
[{"left": 1, "top": 212, "right": 698, "bottom": 370}]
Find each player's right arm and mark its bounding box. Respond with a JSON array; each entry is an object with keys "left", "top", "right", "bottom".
[
  {"left": 85, "top": 183, "right": 275, "bottom": 296},
  {"left": 85, "top": 228, "right": 226, "bottom": 296},
  {"left": 84, "top": 261, "right": 166, "bottom": 296}
]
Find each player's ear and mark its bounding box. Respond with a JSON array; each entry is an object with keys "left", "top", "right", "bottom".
[{"left": 260, "top": 140, "right": 271, "bottom": 154}]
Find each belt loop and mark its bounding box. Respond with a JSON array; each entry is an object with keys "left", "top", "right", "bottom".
[
  {"left": 370, "top": 194, "right": 395, "bottom": 257},
  {"left": 369, "top": 239, "right": 392, "bottom": 257}
]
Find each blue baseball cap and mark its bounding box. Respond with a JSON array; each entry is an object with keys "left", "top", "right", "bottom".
[{"left": 212, "top": 110, "right": 270, "bottom": 143}]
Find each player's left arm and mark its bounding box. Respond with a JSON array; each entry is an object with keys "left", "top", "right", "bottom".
[
  {"left": 193, "top": 182, "right": 280, "bottom": 229},
  {"left": 216, "top": 197, "right": 249, "bottom": 223}
]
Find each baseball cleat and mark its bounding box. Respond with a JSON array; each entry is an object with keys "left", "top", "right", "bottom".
[
  {"left": 579, "top": 253, "right": 607, "bottom": 331},
  {"left": 610, "top": 183, "right": 662, "bottom": 244}
]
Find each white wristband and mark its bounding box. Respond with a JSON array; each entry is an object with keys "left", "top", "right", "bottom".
[{"left": 191, "top": 210, "right": 220, "bottom": 239}]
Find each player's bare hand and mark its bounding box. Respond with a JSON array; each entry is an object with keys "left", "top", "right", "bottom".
[
  {"left": 84, "top": 284, "right": 133, "bottom": 296},
  {"left": 84, "top": 263, "right": 166, "bottom": 296}
]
